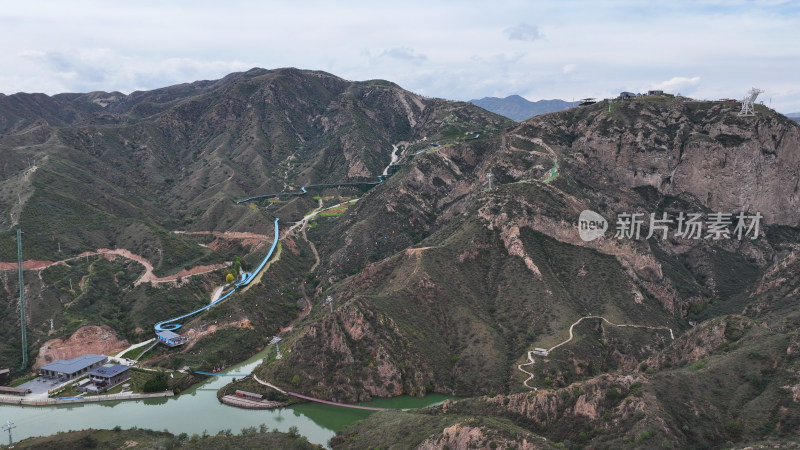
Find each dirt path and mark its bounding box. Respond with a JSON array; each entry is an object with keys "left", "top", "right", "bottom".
[
  {"left": 173, "top": 230, "right": 274, "bottom": 241},
  {"left": 114, "top": 338, "right": 156, "bottom": 358},
  {"left": 210, "top": 286, "right": 224, "bottom": 304},
  {"left": 382, "top": 143, "right": 402, "bottom": 176},
  {"left": 304, "top": 226, "right": 321, "bottom": 273},
  {"left": 286, "top": 198, "right": 358, "bottom": 237},
  {"left": 240, "top": 243, "right": 282, "bottom": 294},
  {"left": 0, "top": 248, "right": 227, "bottom": 285},
  {"left": 518, "top": 316, "right": 675, "bottom": 390}
]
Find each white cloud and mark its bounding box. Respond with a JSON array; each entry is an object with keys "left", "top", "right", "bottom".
[
  {"left": 376, "top": 48, "right": 427, "bottom": 63},
  {"left": 650, "top": 76, "right": 702, "bottom": 93},
  {"left": 0, "top": 1, "right": 798, "bottom": 111},
  {"left": 503, "top": 24, "right": 543, "bottom": 42}
]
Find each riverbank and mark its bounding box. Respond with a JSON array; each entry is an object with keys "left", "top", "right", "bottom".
[{"left": 0, "top": 391, "right": 173, "bottom": 406}]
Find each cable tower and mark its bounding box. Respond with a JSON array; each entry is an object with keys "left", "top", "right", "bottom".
[
  {"left": 738, "top": 88, "right": 764, "bottom": 116},
  {"left": 486, "top": 173, "right": 494, "bottom": 190},
  {"left": 270, "top": 336, "right": 283, "bottom": 359}
]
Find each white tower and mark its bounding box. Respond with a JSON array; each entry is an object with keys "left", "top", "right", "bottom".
[
  {"left": 738, "top": 88, "right": 764, "bottom": 116},
  {"left": 325, "top": 295, "right": 333, "bottom": 313},
  {"left": 486, "top": 173, "right": 494, "bottom": 190}
]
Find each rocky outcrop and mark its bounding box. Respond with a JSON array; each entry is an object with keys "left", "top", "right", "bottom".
[
  {"left": 262, "top": 299, "right": 439, "bottom": 402},
  {"left": 418, "top": 423, "right": 547, "bottom": 450},
  {"left": 524, "top": 101, "right": 800, "bottom": 225},
  {"left": 34, "top": 325, "right": 129, "bottom": 368}
]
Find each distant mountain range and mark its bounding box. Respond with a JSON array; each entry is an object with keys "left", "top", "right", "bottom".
[
  {"left": 470, "top": 94, "right": 574, "bottom": 121},
  {"left": 787, "top": 112, "right": 800, "bottom": 123}
]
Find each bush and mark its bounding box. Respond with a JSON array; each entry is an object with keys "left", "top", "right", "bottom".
[
  {"left": 724, "top": 419, "right": 742, "bottom": 439},
  {"left": 637, "top": 428, "right": 654, "bottom": 443},
  {"left": 142, "top": 372, "right": 169, "bottom": 393}
]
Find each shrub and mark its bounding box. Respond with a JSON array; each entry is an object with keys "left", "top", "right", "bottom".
[
  {"left": 637, "top": 428, "right": 654, "bottom": 442},
  {"left": 724, "top": 419, "right": 742, "bottom": 439},
  {"left": 142, "top": 372, "right": 169, "bottom": 393}
]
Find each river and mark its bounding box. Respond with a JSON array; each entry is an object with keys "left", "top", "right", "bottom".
[{"left": 0, "top": 348, "right": 453, "bottom": 447}]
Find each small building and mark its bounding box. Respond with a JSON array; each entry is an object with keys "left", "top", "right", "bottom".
[
  {"left": 39, "top": 354, "right": 108, "bottom": 381},
  {"left": 157, "top": 330, "right": 188, "bottom": 347},
  {"left": 532, "top": 348, "right": 550, "bottom": 357},
  {"left": 618, "top": 91, "right": 636, "bottom": 100},
  {"left": 647, "top": 90, "right": 664, "bottom": 96},
  {"left": 235, "top": 390, "right": 263, "bottom": 400},
  {"left": 82, "top": 364, "right": 131, "bottom": 393},
  {"left": 0, "top": 386, "right": 31, "bottom": 396}
]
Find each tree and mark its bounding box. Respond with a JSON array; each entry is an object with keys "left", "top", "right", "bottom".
[{"left": 226, "top": 273, "right": 235, "bottom": 284}]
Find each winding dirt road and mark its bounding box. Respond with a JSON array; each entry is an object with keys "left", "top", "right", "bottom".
[
  {"left": 0, "top": 248, "right": 228, "bottom": 286},
  {"left": 518, "top": 316, "right": 675, "bottom": 390}
]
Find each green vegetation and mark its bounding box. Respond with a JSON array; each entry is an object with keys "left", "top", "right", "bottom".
[
  {"left": 331, "top": 410, "right": 552, "bottom": 449},
  {"left": 14, "top": 426, "right": 317, "bottom": 449}
]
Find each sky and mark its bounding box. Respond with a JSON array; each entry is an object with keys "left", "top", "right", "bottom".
[{"left": 1, "top": 0, "right": 799, "bottom": 112}]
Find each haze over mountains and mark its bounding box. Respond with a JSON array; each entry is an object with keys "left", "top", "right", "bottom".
[
  {"left": 470, "top": 95, "right": 574, "bottom": 121},
  {"left": 2, "top": 68, "right": 800, "bottom": 448}
]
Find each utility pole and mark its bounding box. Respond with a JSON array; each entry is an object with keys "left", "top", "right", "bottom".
[
  {"left": 17, "top": 229, "right": 26, "bottom": 370},
  {"left": 325, "top": 295, "right": 333, "bottom": 313},
  {"left": 486, "top": 173, "right": 494, "bottom": 191},
  {"left": 3, "top": 420, "right": 15, "bottom": 448},
  {"left": 2, "top": 228, "right": 27, "bottom": 371}
]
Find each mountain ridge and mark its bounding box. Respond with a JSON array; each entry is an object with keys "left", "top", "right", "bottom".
[
  {"left": 470, "top": 94, "right": 573, "bottom": 121},
  {"left": 1, "top": 68, "right": 799, "bottom": 448}
]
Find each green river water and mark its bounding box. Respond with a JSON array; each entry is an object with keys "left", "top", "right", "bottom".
[{"left": 0, "top": 348, "right": 454, "bottom": 447}]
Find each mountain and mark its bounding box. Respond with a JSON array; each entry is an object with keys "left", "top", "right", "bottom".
[
  {"left": 2, "top": 70, "right": 800, "bottom": 448},
  {"left": 15, "top": 427, "right": 317, "bottom": 449},
  {"left": 0, "top": 67, "right": 512, "bottom": 373},
  {"left": 787, "top": 112, "right": 800, "bottom": 123},
  {"left": 470, "top": 95, "right": 573, "bottom": 121}
]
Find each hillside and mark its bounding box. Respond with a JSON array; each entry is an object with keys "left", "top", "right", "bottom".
[
  {"left": 470, "top": 95, "right": 573, "bottom": 121},
  {"left": 2, "top": 72, "right": 799, "bottom": 448},
  {"left": 13, "top": 427, "right": 317, "bottom": 449},
  {"left": 0, "top": 67, "right": 512, "bottom": 373}
]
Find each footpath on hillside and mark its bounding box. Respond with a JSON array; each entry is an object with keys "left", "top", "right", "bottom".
[{"left": 518, "top": 316, "right": 675, "bottom": 390}]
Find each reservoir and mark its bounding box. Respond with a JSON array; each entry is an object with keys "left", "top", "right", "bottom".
[{"left": 0, "top": 349, "right": 452, "bottom": 447}]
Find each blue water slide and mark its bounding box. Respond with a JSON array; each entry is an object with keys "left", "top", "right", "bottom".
[{"left": 153, "top": 218, "right": 280, "bottom": 333}]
